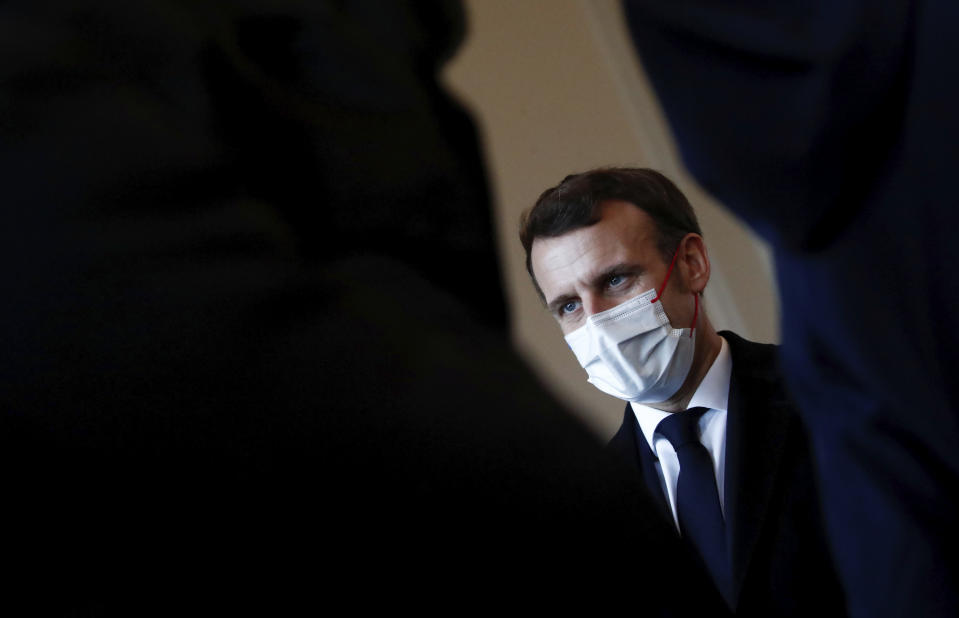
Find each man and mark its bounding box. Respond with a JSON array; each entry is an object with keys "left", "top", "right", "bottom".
[{"left": 520, "top": 168, "right": 845, "bottom": 616}]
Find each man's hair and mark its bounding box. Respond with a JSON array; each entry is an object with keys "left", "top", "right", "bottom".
[{"left": 519, "top": 167, "right": 702, "bottom": 299}]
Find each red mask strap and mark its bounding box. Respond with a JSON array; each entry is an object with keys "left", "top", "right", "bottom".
[
  {"left": 652, "top": 246, "right": 681, "bottom": 303},
  {"left": 653, "top": 244, "right": 699, "bottom": 337},
  {"left": 690, "top": 293, "right": 699, "bottom": 337}
]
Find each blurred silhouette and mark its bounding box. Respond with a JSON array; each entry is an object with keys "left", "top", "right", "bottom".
[
  {"left": 1, "top": 1, "right": 728, "bottom": 614},
  {"left": 623, "top": 1, "right": 959, "bottom": 616}
]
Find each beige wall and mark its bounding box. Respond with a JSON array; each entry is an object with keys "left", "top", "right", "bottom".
[{"left": 444, "top": 0, "right": 779, "bottom": 438}]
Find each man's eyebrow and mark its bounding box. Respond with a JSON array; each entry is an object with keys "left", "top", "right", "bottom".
[
  {"left": 589, "top": 262, "right": 644, "bottom": 288},
  {"left": 546, "top": 294, "right": 577, "bottom": 314},
  {"left": 544, "top": 262, "right": 645, "bottom": 314}
]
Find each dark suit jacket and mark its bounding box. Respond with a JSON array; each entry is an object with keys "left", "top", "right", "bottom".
[{"left": 608, "top": 332, "right": 846, "bottom": 617}]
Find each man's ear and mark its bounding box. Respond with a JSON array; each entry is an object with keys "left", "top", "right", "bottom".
[{"left": 679, "top": 233, "right": 710, "bottom": 294}]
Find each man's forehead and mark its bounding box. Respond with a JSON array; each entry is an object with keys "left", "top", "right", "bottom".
[
  {"left": 531, "top": 202, "right": 657, "bottom": 297},
  {"left": 532, "top": 226, "right": 616, "bottom": 273}
]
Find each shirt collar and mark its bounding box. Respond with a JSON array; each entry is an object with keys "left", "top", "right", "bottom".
[{"left": 630, "top": 335, "right": 732, "bottom": 452}]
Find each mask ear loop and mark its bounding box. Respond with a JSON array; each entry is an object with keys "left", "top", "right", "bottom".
[
  {"left": 690, "top": 294, "right": 699, "bottom": 338},
  {"left": 652, "top": 245, "right": 698, "bottom": 338},
  {"left": 652, "top": 246, "right": 681, "bottom": 303}
]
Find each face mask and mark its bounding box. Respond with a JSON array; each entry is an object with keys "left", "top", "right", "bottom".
[{"left": 563, "top": 251, "right": 698, "bottom": 403}]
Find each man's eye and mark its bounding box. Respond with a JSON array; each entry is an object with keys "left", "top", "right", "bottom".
[
  {"left": 560, "top": 300, "right": 580, "bottom": 316},
  {"left": 608, "top": 274, "right": 626, "bottom": 287}
]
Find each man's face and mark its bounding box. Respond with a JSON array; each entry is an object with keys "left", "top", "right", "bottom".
[{"left": 530, "top": 200, "right": 696, "bottom": 336}]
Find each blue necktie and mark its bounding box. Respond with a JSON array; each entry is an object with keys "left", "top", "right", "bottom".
[{"left": 656, "top": 407, "right": 732, "bottom": 605}]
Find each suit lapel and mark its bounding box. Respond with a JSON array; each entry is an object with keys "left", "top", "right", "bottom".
[
  {"left": 608, "top": 405, "right": 673, "bottom": 523},
  {"left": 721, "top": 331, "right": 795, "bottom": 605}
]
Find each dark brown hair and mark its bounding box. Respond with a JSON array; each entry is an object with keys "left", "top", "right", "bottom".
[{"left": 519, "top": 168, "right": 702, "bottom": 299}]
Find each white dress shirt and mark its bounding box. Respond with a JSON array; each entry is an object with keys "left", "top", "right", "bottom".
[{"left": 630, "top": 335, "right": 732, "bottom": 531}]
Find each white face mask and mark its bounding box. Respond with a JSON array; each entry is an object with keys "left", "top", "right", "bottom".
[{"left": 563, "top": 276, "right": 697, "bottom": 404}]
